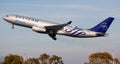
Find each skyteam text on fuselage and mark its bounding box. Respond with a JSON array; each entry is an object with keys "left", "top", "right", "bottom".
[{"left": 3, "top": 14, "right": 114, "bottom": 40}]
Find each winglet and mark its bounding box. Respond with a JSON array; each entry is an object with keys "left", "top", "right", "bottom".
[{"left": 67, "top": 21, "right": 72, "bottom": 24}]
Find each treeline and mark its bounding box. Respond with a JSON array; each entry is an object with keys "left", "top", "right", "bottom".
[
  {"left": 2, "top": 53, "right": 63, "bottom": 64},
  {"left": 2, "top": 52, "right": 120, "bottom": 64}
]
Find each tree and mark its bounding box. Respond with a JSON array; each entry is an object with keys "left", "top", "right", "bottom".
[
  {"left": 39, "top": 53, "right": 64, "bottom": 64},
  {"left": 24, "top": 61, "right": 29, "bottom": 64},
  {"left": 49, "top": 55, "right": 63, "bottom": 64},
  {"left": 39, "top": 53, "right": 50, "bottom": 64},
  {"left": 84, "top": 52, "right": 120, "bottom": 64},
  {"left": 26, "top": 57, "right": 40, "bottom": 64},
  {"left": 2, "top": 54, "right": 24, "bottom": 64},
  {"left": 114, "top": 58, "right": 120, "bottom": 64},
  {"left": 89, "top": 52, "right": 113, "bottom": 64}
]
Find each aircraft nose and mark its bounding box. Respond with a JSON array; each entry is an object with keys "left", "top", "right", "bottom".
[
  {"left": 3, "top": 16, "right": 6, "bottom": 20},
  {"left": 3, "top": 15, "right": 8, "bottom": 21},
  {"left": 3, "top": 16, "right": 7, "bottom": 20}
]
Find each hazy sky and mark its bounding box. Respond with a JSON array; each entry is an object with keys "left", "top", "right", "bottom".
[{"left": 0, "top": 0, "right": 120, "bottom": 64}]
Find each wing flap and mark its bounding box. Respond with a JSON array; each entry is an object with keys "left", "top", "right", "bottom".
[{"left": 45, "top": 21, "right": 72, "bottom": 30}]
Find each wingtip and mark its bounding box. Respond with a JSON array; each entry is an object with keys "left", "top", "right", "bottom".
[
  {"left": 68, "top": 21, "right": 72, "bottom": 24},
  {"left": 109, "top": 17, "right": 115, "bottom": 19}
]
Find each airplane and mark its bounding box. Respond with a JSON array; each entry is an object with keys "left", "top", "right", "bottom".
[{"left": 3, "top": 14, "right": 114, "bottom": 40}]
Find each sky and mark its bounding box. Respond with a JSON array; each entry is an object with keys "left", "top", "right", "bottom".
[{"left": 0, "top": 0, "right": 120, "bottom": 64}]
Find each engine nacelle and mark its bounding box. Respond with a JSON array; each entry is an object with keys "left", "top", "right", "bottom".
[{"left": 32, "top": 26, "right": 46, "bottom": 33}]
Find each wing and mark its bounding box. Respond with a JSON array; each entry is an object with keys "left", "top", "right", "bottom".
[{"left": 45, "top": 21, "right": 72, "bottom": 40}]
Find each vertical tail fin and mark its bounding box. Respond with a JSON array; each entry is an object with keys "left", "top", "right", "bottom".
[{"left": 90, "top": 17, "right": 114, "bottom": 33}]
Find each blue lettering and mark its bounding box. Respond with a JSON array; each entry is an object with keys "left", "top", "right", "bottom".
[
  {"left": 65, "top": 26, "right": 81, "bottom": 33},
  {"left": 76, "top": 32, "right": 86, "bottom": 36},
  {"left": 65, "top": 26, "right": 86, "bottom": 36},
  {"left": 71, "top": 29, "right": 81, "bottom": 34}
]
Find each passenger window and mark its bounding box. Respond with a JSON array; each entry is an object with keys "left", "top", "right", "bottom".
[
  {"left": 21, "top": 16, "right": 23, "bottom": 18},
  {"left": 32, "top": 18, "right": 34, "bottom": 21},
  {"left": 22, "top": 17, "right": 25, "bottom": 19},
  {"left": 16, "top": 15, "right": 18, "bottom": 18},
  {"left": 19, "top": 16, "right": 21, "bottom": 18},
  {"left": 6, "top": 15, "right": 9, "bottom": 17},
  {"left": 25, "top": 17, "right": 28, "bottom": 19},
  {"left": 35, "top": 19, "right": 39, "bottom": 22},
  {"left": 21, "top": 16, "right": 25, "bottom": 19},
  {"left": 28, "top": 18, "right": 31, "bottom": 20}
]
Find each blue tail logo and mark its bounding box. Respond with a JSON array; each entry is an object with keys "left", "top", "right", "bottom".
[{"left": 90, "top": 17, "right": 114, "bottom": 33}]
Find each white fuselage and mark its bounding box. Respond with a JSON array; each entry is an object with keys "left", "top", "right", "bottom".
[{"left": 3, "top": 14, "right": 106, "bottom": 38}]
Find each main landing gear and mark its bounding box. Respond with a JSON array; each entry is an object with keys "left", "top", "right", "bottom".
[{"left": 12, "top": 24, "right": 14, "bottom": 29}]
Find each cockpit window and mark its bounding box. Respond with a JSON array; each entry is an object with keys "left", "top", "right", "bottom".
[
  {"left": 6, "top": 15, "right": 9, "bottom": 17},
  {"left": 16, "top": 15, "right": 18, "bottom": 18}
]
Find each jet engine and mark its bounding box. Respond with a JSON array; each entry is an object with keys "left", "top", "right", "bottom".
[{"left": 32, "top": 26, "right": 46, "bottom": 33}]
